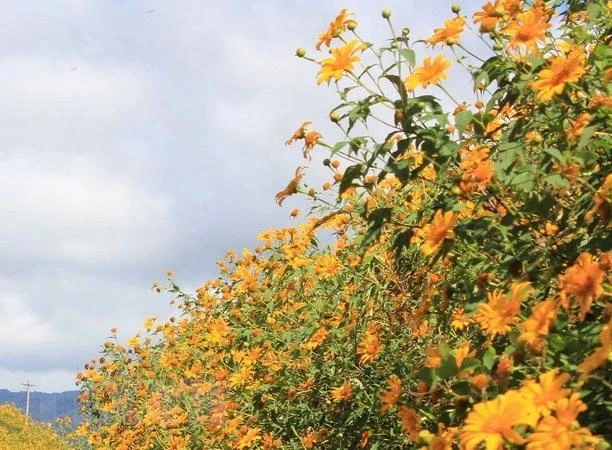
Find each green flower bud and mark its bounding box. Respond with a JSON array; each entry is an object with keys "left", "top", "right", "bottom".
[
  {"left": 402, "top": 27, "right": 410, "bottom": 36},
  {"left": 295, "top": 47, "right": 306, "bottom": 58},
  {"left": 329, "top": 111, "right": 341, "bottom": 123},
  {"left": 493, "top": 42, "right": 504, "bottom": 51},
  {"left": 382, "top": 8, "right": 392, "bottom": 19},
  {"left": 323, "top": 158, "right": 331, "bottom": 167},
  {"left": 451, "top": 4, "right": 461, "bottom": 14}
]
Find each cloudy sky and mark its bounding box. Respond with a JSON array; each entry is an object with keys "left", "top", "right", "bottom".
[{"left": 0, "top": 0, "right": 486, "bottom": 392}]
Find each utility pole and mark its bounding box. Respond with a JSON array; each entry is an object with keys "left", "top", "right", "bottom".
[{"left": 21, "top": 380, "right": 36, "bottom": 424}]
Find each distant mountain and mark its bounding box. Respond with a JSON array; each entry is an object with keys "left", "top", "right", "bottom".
[{"left": 0, "top": 389, "right": 80, "bottom": 424}]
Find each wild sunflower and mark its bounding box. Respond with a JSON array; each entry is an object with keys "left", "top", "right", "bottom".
[
  {"left": 404, "top": 55, "right": 451, "bottom": 91},
  {"left": 531, "top": 47, "right": 586, "bottom": 101},
  {"left": 316, "top": 40, "right": 366, "bottom": 84}
]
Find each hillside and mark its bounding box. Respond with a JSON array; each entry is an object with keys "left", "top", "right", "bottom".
[
  {"left": 0, "top": 403, "right": 70, "bottom": 449},
  {"left": 0, "top": 390, "right": 80, "bottom": 425}
]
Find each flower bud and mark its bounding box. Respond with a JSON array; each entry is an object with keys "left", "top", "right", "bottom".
[
  {"left": 329, "top": 111, "right": 341, "bottom": 122},
  {"left": 346, "top": 19, "right": 358, "bottom": 30},
  {"left": 323, "top": 158, "right": 331, "bottom": 167},
  {"left": 451, "top": 4, "right": 461, "bottom": 14},
  {"left": 331, "top": 160, "right": 341, "bottom": 168},
  {"left": 382, "top": 8, "right": 392, "bottom": 19},
  {"left": 402, "top": 27, "right": 410, "bottom": 36},
  {"left": 445, "top": 37, "right": 458, "bottom": 46},
  {"left": 493, "top": 42, "right": 504, "bottom": 51},
  {"left": 295, "top": 47, "right": 306, "bottom": 58}
]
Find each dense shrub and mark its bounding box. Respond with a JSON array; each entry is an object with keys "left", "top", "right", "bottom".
[{"left": 77, "top": 1, "right": 611, "bottom": 448}]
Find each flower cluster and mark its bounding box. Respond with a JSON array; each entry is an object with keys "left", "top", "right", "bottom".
[{"left": 76, "top": 1, "right": 611, "bottom": 449}]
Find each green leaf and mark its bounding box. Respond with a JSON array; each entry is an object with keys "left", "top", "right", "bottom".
[
  {"left": 544, "top": 147, "right": 566, "bottom": 163},
  {"left": 543, "top": 173, "right": 570, "bottom": 188},
  {"left": 577, "top": 125, "right": 597, "bottom": 150},
  {"left": 483, "top": 347, "right": 496, "bottom": 370},
  {"left": 339, "top": 163, "right": 365, "bottom": 195},
  {"left": 455, "top": 110, "right": 473, "bottom": 134},
  {"left": 398, "top": 48, "right": 416, "bottom": 68},
  {"left": 510, "top": 170, "right": 536, "bottom": 192},
  {"left": 360, "top": 207, "right": 393, "bottom": 249}
]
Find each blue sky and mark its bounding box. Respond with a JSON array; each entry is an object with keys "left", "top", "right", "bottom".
[{"left": 0, "top": 0, "right": 485, "bottom": 392}]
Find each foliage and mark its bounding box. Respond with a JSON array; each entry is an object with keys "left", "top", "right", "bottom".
[
  {"left": 0, "top": 404, "right": 71, "bottom": 449},
  {"left": 77, "top": 1, "right": 611, "bottom": 448}
]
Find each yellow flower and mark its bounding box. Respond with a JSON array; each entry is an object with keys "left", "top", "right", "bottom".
[
  {"left": 303, "top": 327, "right": 328, "bottom": 351},
  {"left": 531, "top": 47, "right": 587, "bottom": 101},
  {"left": 454, "top": 341, "right": 474, "bottom": 369},
  {"left": 502, "top": 7, "right": 551, "bottom": 54},
  {"left": 404, "top": 55, "right": 451, "bottom": 91},
  {"left": 474, "top": 282, "right": 531, "bottom": 338},
  {"left": 236, "top": 428, "right": 261, "bottom": 450},
  {"left": 357, "top": 324, "right": 383, "bottom": 365},
  {"left": 419, "top": 210, "right": 458, "bottom": 255},
  {"left": 398, "top": 406, "right": 421, "bottom": 441},
  {"left": 379, "top": 375, "right": 402, "bottom": 412},
  {"left": 566, "top": 112, "right": 591, "bottom": 141},
  {"left": 451, "top": 307, "right": 470, "bottom": 330},
  {"left": 518, "top": 299, "right": 557, "bottom": 353},
  {"left": 317, "top": 40, "right": 366, "bottom": 85},
  {"left": 558, "top": 252, "right": 605, "bottom": 321},
  {"left": 427, "top": 16, "right": 466, "bottom": 45},
  {"left": 461, "top": 390, "right": 539, "bottom": 450},
  {"left": 585, "top": 174, "right": 612, "bottom": 224},
  {"left": 578, "top": 321, "right": 611, "bottom": 380},
  {"left": 527, "top": 394, "right": 596, "bottom": 450},
  {"left": 275, "top": 167, "right": 305, "bottom": 206},
  {"left": 520, "top": 370, "right": 571, "bottom": 417},
  {"left": 473, "top": 2, "right": 501, "bottom": 32},
  {"left": 330, "top": 379, "right": 353, "bottom": 402},
  {"left": 316, "top": 9, "right": 355, "bottom": 50}
]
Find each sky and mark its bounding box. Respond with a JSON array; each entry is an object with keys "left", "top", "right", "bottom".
[{"left": 0, "top": 0, "right": 486, "bottom": 393}]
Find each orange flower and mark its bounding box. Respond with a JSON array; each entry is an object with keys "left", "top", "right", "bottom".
[
  {"left": 451, "top": 307, "right": 470, "bottom": 330},
  {"left": 527, "top": 394, "right": 595, "bottom": 450},
  {"left": 330, "top": 379, "right": 353, "bottom": 402},
  {"left": 357, "top": 324, "right": 383, "bottom": 365},
  {"left": 585, "top": 174, "right": 612, "bottom": 225},
  {"left": 316, "top": 9, "right": 355, "bottom": 50},
  {"left": 275, "top": 167, "right": 305, "bottom": 206},
  {"left": 427, "top": 16, "right": 466, "bottom": 45},
  {"left": 404, "top": 55, "right": 451, "bottom": 91},
  {"left": 236, "top": 428, "right": 262, "bottom": 450},
  {"left": 520, "top": 370, "right": 571, "bottom": 417},
  {"left": 502, "top": 7, "right": 551, "bottom": 54},
  {"left": 424, "top": 345, "right": 442, "bottom": 368},
  {"left": 379, "top": 375, "right": 402, "bottom": 412},
  {"left": 303, "top": 327, "right": 328, "bottom": 351},
  {"left": 285, "top": 121, "right": 312, "bottom": 145},
  {"left": 459, "top": 145, "right": 494, "bottom": 193},
  {"left": 454, "top": 341, "right": 474, "bottom": 369},
  {"left": 566, "top": 112, "right": 591, "bottom": 141},
  {"left": 558, "top": 252, "right": 605, "bottom": 321},
  {"left": 419, "top": 210, "right": 458, "bottom": 255},
  {"left": 461, "top": 391, "right": 539, "bottom": 450},
  {"left": 471, "top": 373, "right": 490, "bottom": 391},
  {"left": 398, "top": 406, "right": 421, "bottom": 441},
  {"left": 314, "top": 253, "right": 341, "bottom": 278},
  {"left": 518, "top": 299, "right": 557, "bottom": 353},
  {"left": 473, "top": 2, "right": 500, "bottom": 32},
  {"left": 317, "top": 40, "right": 366, "bottom": 85},
  {"left": 577, "top": 321, "right": 611, "bottom": 380},
  {"left": 531, "top": 47, "right": 587, "bottom": 101},
  {"left": 474, "top": 282, "right": 531, "bottom": 338}
]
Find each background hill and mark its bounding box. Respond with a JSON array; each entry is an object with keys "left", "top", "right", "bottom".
[
  {"left": 0, "top": 389, "right": 80, "bottom": 424},
  {"left": 0, "top": 403, "right": 70, "bottom": 449}
]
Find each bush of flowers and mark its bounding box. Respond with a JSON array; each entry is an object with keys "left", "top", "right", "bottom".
[
  {"left": 76, "top": 1, "right": 611, "bottom": 448},
  {"left": 0, "top": 404, "right": 71, "bottom": 449}
]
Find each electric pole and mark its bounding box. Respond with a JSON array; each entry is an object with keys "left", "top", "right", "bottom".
[{"left": 21, "top": 380, "right": 36, "bottom": 424}]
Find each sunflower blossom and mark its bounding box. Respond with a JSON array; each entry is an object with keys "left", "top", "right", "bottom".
[
  {"left": 531, "top": 47, "right": 587, "bottom": 102},
  {"left": 317, "top": 40, "right": 366, "bottom": 85},
  {"left": 404, "top": 55, "right": 451, "bottom": 91},
  {"left": 461, "top": 390, "right": 539, "bottom": 450},
  {"left": 520, "top": 369, "right": 571, "bottom": 418},
  {"left": 316, "top": 9, "right": 355, "bottom": 50},
  {"left": 558, "top": 252, "right": 604, "bottom": 321},
  {"left": 419, "top": 210, "right": 458, "bottom": 255},
  {"left": 474, "top": 282, "right": 531, "bottom": 338},
  {"left": 427, "top": 16, "right": 466, "bottom": 46},
  {"left": 518, "top": 299, "right": 557, "bottom": 353},
  {"left": 502, "top": 7, "right": 551, "bottom": 54}
]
